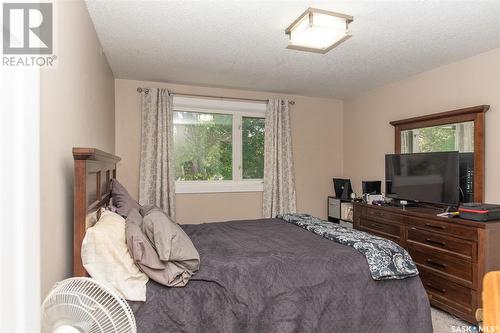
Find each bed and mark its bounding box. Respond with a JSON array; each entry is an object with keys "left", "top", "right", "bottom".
[{"left": 73, "top": 147, "right": 433, "bottom": 333}]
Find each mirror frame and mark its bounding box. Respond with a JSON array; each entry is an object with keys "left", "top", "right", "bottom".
[{"left": 390, "top": 105, "right": 489, "bottom": 203}]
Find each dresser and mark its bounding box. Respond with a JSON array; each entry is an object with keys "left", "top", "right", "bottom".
[{"left": 353, "top": 202, "right": 500, "bottom": 323}]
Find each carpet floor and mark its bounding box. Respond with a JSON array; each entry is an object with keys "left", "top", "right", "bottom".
[{"left": 431, "top": 307, "right": 476, "bottom": 333}]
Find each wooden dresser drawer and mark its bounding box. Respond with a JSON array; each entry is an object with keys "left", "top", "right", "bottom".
[
  {"left": 358, "top": 226, "right": 400, "bottom": 243},
  {"left": 407, "top": 227, "right": 476, "bottom": 261},
  {"left": 352, "top": 201, "right": 497, "bottom": 324},
  {"left": 405, "top": 215, "right": 477, "bottom": 241},
  {"left": 359, "top": 217, "right": 400, "bottom": 238},
  {"left": 408, "top": 247, "right": 473, "bottom": 287},
  {"left": 419, "top": 267, "right": 475, "bottom": 314},
  {"left": 365, "top": 207, "right": 403, "bottom": 223}
]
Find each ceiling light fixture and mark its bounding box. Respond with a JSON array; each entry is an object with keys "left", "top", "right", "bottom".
[{"left": 285, "top": 8, "right": 353, "bottom": 54}]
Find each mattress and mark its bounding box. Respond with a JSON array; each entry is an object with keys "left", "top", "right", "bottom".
[{"left": 131, "top": 218, "right": 432, "bottom": 333}]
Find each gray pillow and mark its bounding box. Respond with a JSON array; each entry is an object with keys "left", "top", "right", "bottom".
[
  {"left": 139, "top": 206, "right": 194, "bottom": 261},
  {"left": 126, "top": 208, "right": 200, "bottom": 287},
  {"left": 126, "top": 209, "right": 166, "bottom": 270},
  {"left": 111, "top": 179, "right": 140, "bottom": 218}
]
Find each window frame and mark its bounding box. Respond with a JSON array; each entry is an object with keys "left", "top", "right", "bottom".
[{"left": 172, "top": 96, "right": 266, "bottom": 194}]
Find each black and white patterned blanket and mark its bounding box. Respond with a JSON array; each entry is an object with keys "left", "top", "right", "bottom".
[{"left": 278, "top": 213, "right": 418, "bottom": 280}]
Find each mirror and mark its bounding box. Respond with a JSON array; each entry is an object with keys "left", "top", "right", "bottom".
[
  {"left": 400, "top": 121, "right": 475, "bottom": 203},
  {"left": 390, "top": 105, "right": 489, "bottom": 203},
  {"left": 400, "top": 121, "right": 474, "bottom": 154}
]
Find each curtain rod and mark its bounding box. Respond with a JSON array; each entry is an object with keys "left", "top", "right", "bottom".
[{"left": 136, "top": 88, "right": 295, "bottom": 105}]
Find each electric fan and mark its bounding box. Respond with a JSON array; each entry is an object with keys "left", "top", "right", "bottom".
[{"left": 41, "top": 277, "right": 136, "bottom": 333}]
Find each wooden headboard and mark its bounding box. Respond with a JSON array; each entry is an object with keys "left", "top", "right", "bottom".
[{"left": 73, "top": 147, "right": 121, "bottom": 276}]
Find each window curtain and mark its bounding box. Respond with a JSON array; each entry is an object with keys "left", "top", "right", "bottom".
[
  {"left": 139, "top": 88, "right": 176, "bottom": 219},
  {"left": 263, "top": 99, "right": 297, "bottom": 218},
  {"left": 400, "top": 130, "right": 411, "bottom": 153}
]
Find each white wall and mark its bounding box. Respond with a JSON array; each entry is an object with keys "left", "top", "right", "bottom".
[
  {"left": 343, "top": 47, "right": 500, "bottom": 201},
  {"left": 0, "top": 65, "right": 40, "bottom": 333}
]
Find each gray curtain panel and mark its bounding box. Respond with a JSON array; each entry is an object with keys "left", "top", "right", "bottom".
[
  {"left": 139, "top": 88, "right": 176, "bottom": 219},
  {"left": 263, "top": 99, "right": 297, "bottom": 217}
]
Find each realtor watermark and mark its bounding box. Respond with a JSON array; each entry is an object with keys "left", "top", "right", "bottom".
[
  {"left": 451, "top": 325, "right": 499, "bottom": 332},
  {"left": 2, "top": 2, "right": 56, "bottom": 67}
]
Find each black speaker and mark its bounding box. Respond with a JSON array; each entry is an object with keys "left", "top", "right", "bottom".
[
  {"left": 362, "top": 181, "right": 381, "bottom": 195},
  {"left": 459, "top": 153, "right": 474, "bottom": 203}
]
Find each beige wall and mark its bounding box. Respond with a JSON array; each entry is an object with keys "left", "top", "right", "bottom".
[
  {"left": 40, "top": 0, "right": 115, "bottom": 297},
  {"left": 115, "top": 79, "right": 344, "bottom": 224},
  {"left": 343, "top": 47, "right": 500, "bottom": 201}
]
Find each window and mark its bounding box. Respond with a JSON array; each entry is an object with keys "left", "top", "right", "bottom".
[
  {"left": 174, "top": 112, "right": 233, "bottom": 181},
  {"left": 242, "top": 117, "right": 265, "bottom": 179},
  {"left": 173, "top": 96, "right": 266, "bottom": 193}
]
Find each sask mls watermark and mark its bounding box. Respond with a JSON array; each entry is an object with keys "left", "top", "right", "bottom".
[{"left": 2, "top": 2, "right": 56, "bottom": 67}]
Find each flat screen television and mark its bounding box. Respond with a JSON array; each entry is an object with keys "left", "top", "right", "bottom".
[{"left": 385, "top": 152, "right": 460, "bottom": 205}]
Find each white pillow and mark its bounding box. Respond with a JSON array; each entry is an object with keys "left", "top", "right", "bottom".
[
  {"left": 85, "top": 207, "right": 104, "bottom": 229},
  {"left": 82, "top": 210, "right": 148, "bottom": 301}
]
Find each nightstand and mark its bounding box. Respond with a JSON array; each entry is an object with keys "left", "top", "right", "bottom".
[{"left": 327, "top": 196, "right": 353, "bottom": 228}]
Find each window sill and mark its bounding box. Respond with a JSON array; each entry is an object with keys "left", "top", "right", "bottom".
[{"left": 175, "top": 180, "right": 264, "bottom": 194}]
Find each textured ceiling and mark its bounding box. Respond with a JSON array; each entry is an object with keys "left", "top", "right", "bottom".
[{"left": 85, "top": 0, "right": 500, "bottom": 99}]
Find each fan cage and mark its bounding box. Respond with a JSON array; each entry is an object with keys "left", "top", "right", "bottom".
[{"left": 41, "top": 277, "right": 136, "bottom": 333}]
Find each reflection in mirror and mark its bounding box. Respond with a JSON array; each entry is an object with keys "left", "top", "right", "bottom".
[{"left": 401, "top": 121, "right": 474, "bottom": 154}]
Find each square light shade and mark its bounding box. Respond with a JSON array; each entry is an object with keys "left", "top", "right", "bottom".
[{"left": 285, "top": 8, "right": 353, "bottom": 54}]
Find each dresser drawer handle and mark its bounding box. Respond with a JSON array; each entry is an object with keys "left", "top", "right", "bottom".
[
  {"left": 425, "top": 223, "right": 445, "bottom": 230},
  {"left": 425, "top": 238, "right": 447, "bottom": 247},
  {"left": 426, "top": 283, "right": 446, "bottom": 294},
  {"left": 370, "top": 223, "right": 385, "bottom": 229},
  {"left": 425, "top": 259, "right": 447, "bottom": 269}
]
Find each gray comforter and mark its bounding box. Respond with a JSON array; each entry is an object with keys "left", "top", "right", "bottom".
[{"left": 132, "top": 218, "right": 432, "bottom": 333}]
